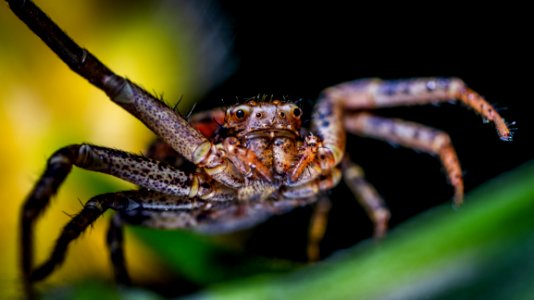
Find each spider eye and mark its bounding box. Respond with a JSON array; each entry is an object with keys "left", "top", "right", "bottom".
[
  {"left": 235, "top": 109, "right": 246, "bottom": 119},
  {"left": 292, "top": 107, "right": 302, "bottom": 118}
]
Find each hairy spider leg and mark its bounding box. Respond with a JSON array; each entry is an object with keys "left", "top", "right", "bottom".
[
  {"left": 107, "top": 214, "right": 129, "bottom": 285},
  {"left": 28, "top": 190, "right": 209, "bottom": 283},
  {"left": 27, "top": 192, "right": 132, "bottom": 282},
  {"left": 6, "top": 0, "right": 247, "bottom": 189},
  {"left": 145, "top": 109, "right": 226, "bottom": 167},
  {"left": 327, "top": 77, "right": 512, "bottom": 141},
  {"left": 344, "top": 113, "right": 463, "bottom": 204},
  {"left": 31, "top": 187, "right": 237, "bottom": 286},
  {"left": 291, "top": 77, "right": 512, "bottom": 183}
]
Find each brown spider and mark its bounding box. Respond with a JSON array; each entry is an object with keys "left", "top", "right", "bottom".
[{"left": 8, "top": 0, "right": 512, "bottom": 294}]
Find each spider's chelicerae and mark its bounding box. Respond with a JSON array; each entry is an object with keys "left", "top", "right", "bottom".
[{"left": 9, "top": 0, "right": 512, "bottom": 293}]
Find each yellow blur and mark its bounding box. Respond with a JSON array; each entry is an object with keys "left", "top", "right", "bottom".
[{"left": 0, "top": 1, "right": 199, "bottom": 297}]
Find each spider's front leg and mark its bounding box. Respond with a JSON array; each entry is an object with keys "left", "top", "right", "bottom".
[{"left": 6, "top": 0, "right": 243, "bottom": 188}]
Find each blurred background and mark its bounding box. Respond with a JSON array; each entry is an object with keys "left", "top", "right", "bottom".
[{"left": 0, "top": 0, "right": 531, "bottom": 298}]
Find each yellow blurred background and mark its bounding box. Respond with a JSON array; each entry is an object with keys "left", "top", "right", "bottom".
[{"left": 0, "top": 1, "right": 209, "bottom": 297}]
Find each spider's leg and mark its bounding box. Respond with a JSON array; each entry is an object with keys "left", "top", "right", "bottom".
[
  {"left": 292, "top": 77, "right": 512, "bottom": 183},
  {"left": 21, "top": 144, "right": 234, "bottom": 284},
  {"left": 301, "top": 159, "right": 389, "bottom": 261},
  {"left": 344, "top": 112, "right": 464, "bottom": 205},
  {"left": 145, "top": 108, "right": 226, "bottom": 165},
  {"left": 21, "top": 148, "right": 72, "bottom": 281},
  {"left": 29, "top": 192, "right": 133, "bottom": 282},
  {"left": 342, "top": 158, "right": 390, "bottom": 238},
  {"left": 324, "top": 77, "right": 512, "bottom": 141},
  {"left": 283, "top": 170, "right": 343, "bottom": 261},
  {"left": 30, "top": 189, "right": 215, "bottom": 283},
  {"left": 41, "top": 144, "right": 234, "bottom": 199},
  {"left": 6, "top": 0, "right": 243, "bottom": 188},
  {"left": 107, "top": 214, "right": 130, "bottom": 286},
  {"left": 307, "top": 197, "right": 331, "bottom": 262}
]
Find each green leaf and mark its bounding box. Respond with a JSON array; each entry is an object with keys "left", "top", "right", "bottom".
[
  {"left": 196, "top": 162, "right": 534, "bottom": 299},
  {"left": 131, "top": 228, "right": 299, "bottom": 285}
]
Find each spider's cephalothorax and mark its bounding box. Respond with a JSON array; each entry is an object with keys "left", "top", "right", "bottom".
[
  {"left": 8, "top": 0, "right": 513, "bottom": 295},
  {"left": 220, "top": 100, "right": 306, "bottom": 186}
]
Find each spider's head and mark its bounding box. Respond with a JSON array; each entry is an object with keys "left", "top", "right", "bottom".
[{"left": 224, "top": 100, "right": 303, "bottom": 139}]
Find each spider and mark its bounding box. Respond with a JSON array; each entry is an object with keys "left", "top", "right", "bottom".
[{"left": 9, "top": 0, "right": 512, "bottom": 294}]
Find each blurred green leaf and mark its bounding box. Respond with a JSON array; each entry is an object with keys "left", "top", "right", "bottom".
[
  {"left": 196, "top": 162, "right": 534, "bottom": 299},
  {"left": 131, "top": 228, "right": 299, "bottom": 285}
]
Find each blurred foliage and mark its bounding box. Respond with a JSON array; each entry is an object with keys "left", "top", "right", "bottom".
[
  {"left": 132, "top": 229, "right": 300, "bottom": 286},
  {"left": 38, "top": 161, "right": 534, "bottom": 299}
]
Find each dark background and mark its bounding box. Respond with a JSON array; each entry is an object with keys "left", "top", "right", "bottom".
[{"left": 204, "top": 2, "right": 532, "bottom": 260}]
